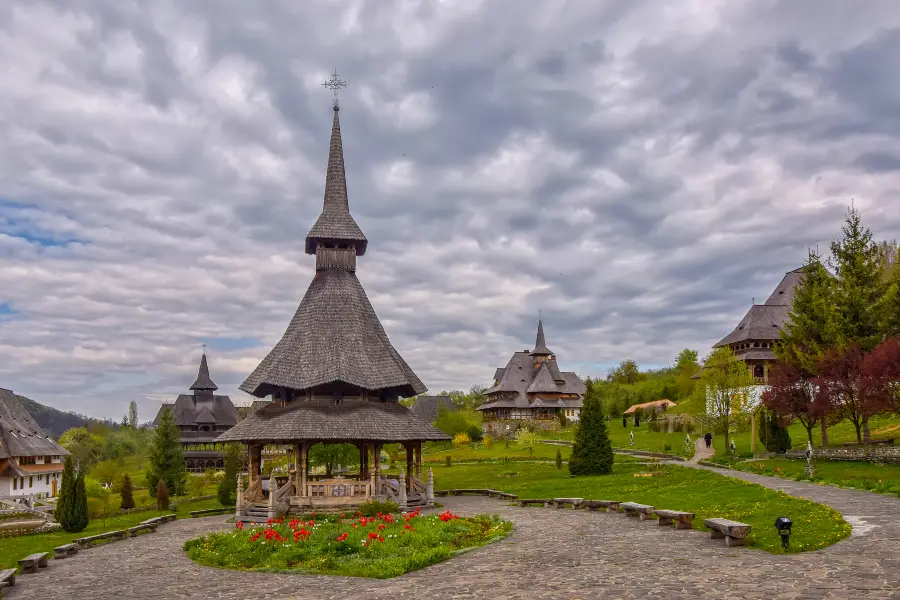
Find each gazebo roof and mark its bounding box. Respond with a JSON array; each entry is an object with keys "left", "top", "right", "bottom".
[{"left": 216, "top": 399, "right": 449, "bottom": 443}]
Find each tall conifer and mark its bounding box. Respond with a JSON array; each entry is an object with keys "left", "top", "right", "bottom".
[
  {"left": 148, "top": 406, "right": 187, "bottom": 496},
  {"left": 569, "top": 385, "right": 613, "bottom": 476},
  {"left": 54, "top": 456, "right": 75, "bottom": 529}
]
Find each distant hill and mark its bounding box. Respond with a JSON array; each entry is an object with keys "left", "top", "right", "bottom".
[{"left": 5, "top": 390, "right": 106, "bottom": 438}]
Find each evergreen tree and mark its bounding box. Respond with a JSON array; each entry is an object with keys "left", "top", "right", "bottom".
[
  {"left": 120, "top": 474, "right": 135, "bottom": 510},
  {"left": 757, "top": 409, "right": 791, "bottom": 453},
  {"left": 157, "top": 479, "right": 170, "bottom": 511},
  {"left": 54, "top": 456, "right": 75, "bottom": 528},
  {"left": 883, "top": 249, "right": 900, "bottom": 337},
  {"left": 148, "top": 406, "right": 187, "bottom": 496},
  {"left": 69, "top": 471, "right": 89, "bottom": 533},
  {"left": 217, "top": 444, "right": 241, "bottom": 506},
  {"left": 829, "top": 207, "right": 886, "bottom": 352},
  {"left": 569, "top": 386, "right": 614, "bottom": 476}
]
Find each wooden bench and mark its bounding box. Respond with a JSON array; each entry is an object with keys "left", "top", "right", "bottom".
[
  {"left": 128, "top": 522, "right": 158, "bottom": 537},
  {"left": 619, "top": 502, "right": 655, "bottom": 520},
  {"left": 516, "top": 498, "right": 551, "bottom": 507},
  {"left": 493, "top": 491, "right": 519, "bottom": 500},
  {"left": 53, "top": 543, "right": 78, "bottom": 559},
  {"left": 654, "top": 509, "right": 695, "bottom": 530},
  {"left": 434, "top": 490, "right": 450, "bottom": 497},
  {"left": 448, "top": 489, "right": 492, "bottom": 496},
  {"left": 17, "top": 552, "right": 49, "bottom": 574},
  {"left": 549, "top": 498, "right": 583, "bottom": 509},
  {"left": 189, "top": 507, "right": 232, "bottom": 518},
  {"left": 705, "top": 518, "right": 751, "bottom": 547},
  {"left": 0, "top": 568, "right": 16, "bottom": 590},
  {"left": 74, "top": 529, "right": 128, "bottom": 549},
  {"left": 579, "top": 500, "right": 620, "bottom": 512}
]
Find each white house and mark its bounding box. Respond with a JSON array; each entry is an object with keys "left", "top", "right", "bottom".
[{"left": 0, "top": 389, "right": 69, "bottom": 499}]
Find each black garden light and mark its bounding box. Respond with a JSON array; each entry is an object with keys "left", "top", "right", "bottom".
[{"left": 775, "top": 516, "right": 792, "bottom": 550}]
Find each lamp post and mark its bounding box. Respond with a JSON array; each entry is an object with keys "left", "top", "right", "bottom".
[
  {"left": 775, "top": 516, "right": 792, "bottom": 550},
  {"left": 805, "top": 441, "right": 815, "bottom": 479}
]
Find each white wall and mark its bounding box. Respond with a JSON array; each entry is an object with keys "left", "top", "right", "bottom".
[{"left": 4, "top": 469, "right": 62, "bottom": 498}]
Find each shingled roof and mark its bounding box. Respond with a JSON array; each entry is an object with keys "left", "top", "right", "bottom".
[
  {"left": 217, "top": 400, "right": 449, "bottom": 443},
  {"left": 240, "top": 105, "right": 425, "bottom": 400},
  {"left": 408, "top": 396, "right": 456, "bottom": 423},
  {"left": 715, "top": 267, "right": 804, "bottom": 347},
  {"left": 530, "top": 318, "right": 552, "bottom": 356},
  {"left": 190, "top": 352, "right": 218, "bottom": 391},
  {"left": 153, "top": 354, "right": 237, "bottom": 429},
  {"left": 0, "top": 389, "right": 69, "bottom": 459},
  {"left": 304, "top": 107, "right": 368, "bottom": 255}
]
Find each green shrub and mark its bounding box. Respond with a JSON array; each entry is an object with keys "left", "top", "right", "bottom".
[
  {"left": 120, "top": 474, "right": 135, "bottom": 510},
  {"left": 569, "top": 387, "right": 614, "bottom": 476},
  {"left": 69, "top": 471, "right": 89, "bottom": 533},
  {"left": 356, "top": 500, "right": 399, "bottom": 517}
]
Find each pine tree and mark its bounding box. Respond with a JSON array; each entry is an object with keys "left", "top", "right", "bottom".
[
  {"left": 157, "top": 479, "right": 170, "bottom": 511},
  {"left": 217, "top": 444, "right": 240, "bottom": 506},
  {"left": 120, "top": 474, "right": 135, "bottom": 510},
  {"left": 55, "top": 456, "right": 75, "bottom": 528},
  {"left": 569, "top": 386, "right": 613, "bottom": 476},
  {"left": 779, "top": 250, "right": 839, "bottom": 373},
  {"left": 148, "top": 406, "right": 187, "bottom": 496},
  {"left": 69, "top": 471, "right": 89, "bottom": 533}
]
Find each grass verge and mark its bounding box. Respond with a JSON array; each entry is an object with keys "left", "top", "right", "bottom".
[{"left": 431, "top": 459, "right": 850, "bottom": 554}]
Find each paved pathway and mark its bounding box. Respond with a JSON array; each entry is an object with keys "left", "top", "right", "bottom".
[
  {"left": 690, "top": 437, "right": 715, "bottom": 463},
  {"left": 6, "top": 470, "right": 900, "bottom": 600}
]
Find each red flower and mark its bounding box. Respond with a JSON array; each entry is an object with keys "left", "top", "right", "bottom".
[
  {"left": 336, "top": 532, "right": 348, "bottom": 542},
  {"left": 367, "top": 531, "right": 378, "bottom": 539},
  {"left": 235, "top": 522, "right": 244, "bottom": 530},
  {"left": 377, "top": 536, "right": 384, "bottom": 542}
]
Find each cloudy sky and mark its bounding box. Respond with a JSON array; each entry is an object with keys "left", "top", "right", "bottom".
[{"left": 2, "top": 1, "right": 900, "bottom": 421}]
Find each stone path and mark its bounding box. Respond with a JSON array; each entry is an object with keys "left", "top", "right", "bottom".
[
  {"left": 690, "top": 437, "right": 715, "bottom": 463},
  {"left": 6, "top": 470, "right": 900, "bottom": 600}
]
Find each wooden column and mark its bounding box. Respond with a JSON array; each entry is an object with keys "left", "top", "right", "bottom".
[
  {"left": 248, "top": 443, "right": 262, "bottom": 486},
  {"left": 294, "top": 443, "right": 303, "bottom": 495},
  {"left": 300, "top": 443, "right": 308, "bottom": 495},
  {"left": 405, "top": 443, "right": 414, "bottom": 492},
  {"left": 415, "top": 442, "right": 423, "bottom": 479},
  {"left": 371, "top": 443, "right": 382, "bottom": 496},
  {"left": 359, "top": 443, "right": 368, "bottom": 479}
]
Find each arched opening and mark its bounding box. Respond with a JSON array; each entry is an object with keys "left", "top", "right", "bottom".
[{"left": 753, "top": 364, "right": 765, "bottom": 379}]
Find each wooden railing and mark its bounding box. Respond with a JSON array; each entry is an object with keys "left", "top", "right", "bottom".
[
  {"left": 293, "top": 478, "right": 371, "bottom": 505},
  {"left": 243, "top": 478, "right": 264, "bottom": 504}
]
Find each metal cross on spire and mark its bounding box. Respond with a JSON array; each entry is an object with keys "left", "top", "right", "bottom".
[
  {"left": 322, "top": 68, "right": 348, "bottom": 108},
  {"left": 201, "top": 343, "right": 207, "bottom": 355}
]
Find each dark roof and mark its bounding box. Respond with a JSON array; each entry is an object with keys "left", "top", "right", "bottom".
[
  {"left": 0, "top": 389, "right": 69, "bottom": 459},
  {"left": 736, "top": 348, "right": 778, "bottom": 361},
  {"left": 240, "top": 269, "right": 426, "bottom": 399},
  {"left": 408, "top": 396, "right": 456, "bottom": 423},
  {"left": 715, "top": 267, "right": 804, "bottom": 347},
  {"left": 480, "top": 350, "right": 585, "bottom": 410},
  {"left": 190, "top": 353, "right": 218, "bottom": 391},
  {"left": 216, "top": 399, "right": 450, "bottom": 443},
  {"left": 530, "top": 318, "right": 552, "bottom": 356},
  {"left": 304, "top": 107, "right": 368, "bottom": 255},
  {"left": 153, "top": 394, "right": 238, "bottom": 428},
  {"left": 492, "top": 368, "right": 505, "bottom": 382}
]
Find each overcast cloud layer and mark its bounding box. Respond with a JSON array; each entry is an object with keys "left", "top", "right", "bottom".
[{"left": 2, "top": 0, "right": 900, "bottom": 420}]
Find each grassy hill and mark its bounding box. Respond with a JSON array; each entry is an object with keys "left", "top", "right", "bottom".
[{"left": 6, "top": 389, "right": 106, "bottom": 438}]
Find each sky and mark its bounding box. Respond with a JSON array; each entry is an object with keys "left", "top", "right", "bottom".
[{"left": 2, "top": 1, "right": 900, "bottom": 421}]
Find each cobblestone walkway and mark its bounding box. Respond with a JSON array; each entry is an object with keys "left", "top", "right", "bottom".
[{"left": 6, "top": 469, "right": 900, "bottom": 600}]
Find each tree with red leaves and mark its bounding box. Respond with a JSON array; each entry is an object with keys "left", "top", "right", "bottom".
[
  {"left": 860, "top": 337, "right": 900, "bottom": 416},
  {"left": 763, "top": 362, "right": 831, "bottom": 446},
  {"left": 815, "top": 345, "right": 890, "bottom": 444}
]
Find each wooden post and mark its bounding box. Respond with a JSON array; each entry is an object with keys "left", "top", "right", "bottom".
[
  {"left": 248, "top": 443, "right": 262, "bottom": 487},
  {"left": 294, "top": 443, "right": 303, "bottom": 497},
  {"left": 235, "top": 473, "right": 244, "bottom": 518},
  {"left": 359, "top": 443, "right": 368, "bottom": 480},
  {"left": 405, "top": 443, "right": 414, "bottom": 492},
  {"left": 268, "top": 479, "right": 277, "bottom": 520},
  {"left": 372, "top": 443, "right": 382, "bottom": 497},
  {"left": 398, "top": 469, "right": 408, "bottom": 512},
  {"left": 415, "top": 442, "right": 422, "bottom": 480},
  {"left": 300, "top": 443, "right": 308, "bottom": 497}
]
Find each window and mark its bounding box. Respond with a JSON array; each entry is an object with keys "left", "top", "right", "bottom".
[
  {"left": 29, "top": 476, "right": 33, "bottom": 488},
  {"left": 12, "top": 478, "right": 16, "bottom": 490}
]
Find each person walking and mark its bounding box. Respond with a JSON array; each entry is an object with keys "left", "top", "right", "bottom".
[{"left": 704, "top": 432, "right": 712, "bottom": 449}]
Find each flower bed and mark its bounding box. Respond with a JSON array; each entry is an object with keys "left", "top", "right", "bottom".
[{"left": 184, "top": 509, "right": 513, "bottom": 578}]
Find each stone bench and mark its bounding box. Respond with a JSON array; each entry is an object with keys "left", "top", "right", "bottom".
[
  {"left": 141, "top": 514, "right": 177, "bottom": 526},
  {"left": 434, "top": 490, "right": 450, "bottom": 497},
  {"left": 516, "top": 498, "right": 552, "bottom": 507},
  {"left": 578, "top": 500, "right": 620, "bottom": 512},
  {"left": 619, "top": 502, "right": 655, "bottom": 520},
  {"left": 654, "top": 509, "right": 695, "bottom": 530},
  {"left": 549, "top": 498, "right": 583, "bottom": 509},
  {"left": 0, "top": 568, "right": 16, "bottom": 590},
  {"left": 705, "top": 518, "right": 751, "bottom": 547},
  {"left": 491, "top": 491, "right": 519, "bottom": 500},
  {"left": 448, "top": 489, "right": 493, "bottom": 496},
  {"left": 18, "top": 552, "right": 49, "bottom": 574},
  {"left": 128, "top": 522, "right": 158, "bottom": 537},
  {"left": 53, "top": 543, "right": 79, "bottom": 559},
  {"left": 74, "top": 529, "right": 128, "bottom": 549},
  {"left": 189, "top": 507, "right": 232, "bottom": 518}
]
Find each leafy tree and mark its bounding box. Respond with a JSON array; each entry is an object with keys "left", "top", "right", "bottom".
[
  {"left": 674, "top": 348, "right": 700, "bottom": 400},
  {"left": 515, "top": 429, "right": 539, "bottom": 458},
  {"left": 69, "top": 471, "right": 89, "bottom": 533},
  {"left": 815, "top": 345, "right": 887, "bottom": 444},
  {"left": 861, "top": 336, "right": 900, "bottom": 415},
  {"left": 55, "top": 456, "right": 75, "bottom": 527},
  {"left": 308, "top": 443, "right": 358, "bottom": 477},
  {"left": 120, "top": 474, "right": 135, "bottom": 510},
  {"left": 128, "top": 400, "right": 138, "bottom": 429},
  {"left": 763, "top": 362, "right": 830, "bottom": 445},
  {"left": 568, "top": 386, "right": 613, "bottom": 475},
  {"left": 188, "top": 474, "right": 207, "bottom": 498},
  {"left": 557, "top": 410, "right": 568, "bottom": 429},
  {"left": 156, "top": 479, "right": 170, "bottom": 511},
  {"left": 608, "top": 359, "right": 642, "bottom": 384},
  {"left": 217, "top": 443, "right": 241, "bottom": 506},
  {"left": 148, "top": 407, "right": 187, "bottom": 496},
  {"left": 58, "top": 427, "right": 104, "bottom": 470},
  {"left": 690, "top": 346, "right": 753, "bottom": 450}
]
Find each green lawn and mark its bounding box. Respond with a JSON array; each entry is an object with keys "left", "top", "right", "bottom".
[
  {"left": 424, "top": 441, "right": 568, "bottom": 463},
  {"left": 430, "top": 459, "right": 850, "bottom": 554},
  {"left": 0, "top": 497, "right": 226, "bottom": 570},
  {"left": 714, "top": 458, "right": 900, "bottom": 497}
]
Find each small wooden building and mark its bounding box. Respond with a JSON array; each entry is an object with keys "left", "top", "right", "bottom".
[
  {"left": 153, "top": 353, "right": 237, "bottom": 472},
  {"left": 217, "top": 102, "right": 448, "bottom": 515},
  {"left": 477, "top": 319, "right": 585, "bottom": 428}
]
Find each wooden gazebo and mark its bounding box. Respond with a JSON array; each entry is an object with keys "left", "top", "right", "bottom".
[{"left": 217, "top": 94, "right": 449, "bottom": 516}]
